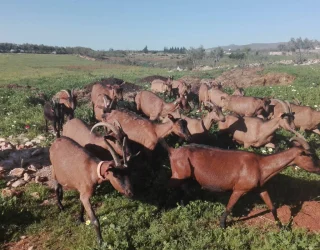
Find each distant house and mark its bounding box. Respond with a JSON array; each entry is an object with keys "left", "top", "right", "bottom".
[
  {"left": 10, "top": 49, "right": 16, "bottom": 53},
  {"left": 269, "top": 51, "right": 282, "bottom": 56},
  {"left": 52, "top": 51, "right": 57, "bottom": 54}
]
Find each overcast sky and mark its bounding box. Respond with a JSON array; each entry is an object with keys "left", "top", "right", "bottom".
[{"left": 1, "top": 0, "right": 319, "bottom": 50}]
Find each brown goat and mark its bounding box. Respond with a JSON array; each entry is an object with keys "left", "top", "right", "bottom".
[
  {"left": 181, "top": 102, "right": 225, "bottom": 142},
  {"left": 232, "top": 86, "right": 245, "bottom": 96},
  {"left": 218, "top": 100, "right": 295, "bottom": 148},
  {"left": 93, "top": 94, "right": 115, "bottom": 121},
  {"left": 102, "top": 109, "right": 191, "bottom": 152},
  {"left": 272, "top": 99, "right": 320, "bottom": 135},
  {"left": 50, "top": 136, "right": 133, "bottom": 243},
  {"left": 91, "top": 82, "right": 124, "bottom": 108},
  {"left": 150, "top": 77, "right": 173, "bottom": 96},
  {"left": 171, "top": 80, "right": 191, "bottom": 97},
  {"left": 135, "top": 90, "right": 188, "bottom": 121},
  {"left": 160, "top": 136, "right": 320, "bottom": 229},
  {"left": 63, "top": 118, "right": 130, "bottom": 160},
  {"left": 44, "top": 89, "right": 77, "bottom": 137},
  {"left": 221, "top": 95, "right": 271, "bottom": 118},
  {"left": 198, "top": 83, "right": 210, "bottom": 111},
  {"left": 208, "top": 88, "right": 229, "bottom": 107}
]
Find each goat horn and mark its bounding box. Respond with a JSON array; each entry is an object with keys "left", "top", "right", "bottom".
[
  {"left": 103, "top": 139, "right": 122, "bottom": 167},
  {"left": 272, "top": 99, "right": 289, "bottom": 114},
  {"left": 114, "top": 120, "right": 123, "bottom": 132},
  {"left": 122, "top": 137, "right": 128, "bottom": 167},
  {"left": 102, "top": 95, "right": 109, "bottom": 108},
  {"left": 91, "top": 122, "right": 120, "bottom": 137},
  {"left": 290, "top": 135, "right": 310, "bottom": 151},
  {"left": 60, "top": 89, "right": 71, "bottom": 97},
  {"left": 204, "top": 101, "right": 216, "bottom": 108},
  {"left": 285, "top": 100, "right": 292, "bottom": 113}
]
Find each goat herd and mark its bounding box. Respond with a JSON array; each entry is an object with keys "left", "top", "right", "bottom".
[{"left": 43, "top": 77, "right": 320, "bottom": 243}]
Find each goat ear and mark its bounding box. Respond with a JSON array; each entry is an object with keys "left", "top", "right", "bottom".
[
  {"left": 221, "top": 96, "right": 226, "bottom": 100},
  {"left": 280, "top": 113, "right": 286, "bottom": 118}
]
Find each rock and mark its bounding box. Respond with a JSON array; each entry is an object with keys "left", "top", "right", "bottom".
[
  {"left": 9, "top": 168, "right": 25, "bottom": 177},
  {"left": 24, "top": 173, "right": 31, "bottom": 182},
  {"left": 0, "top": 138, "right": 6, "bottom": 142},
  {"left": 30, "top": 192, "right": 40, "bottom": 199},
  {"left": 27, "top": 165, "right": 37, "bottom": 172},
  {"left": 1, "top": 188, "right": 23, "bottom": 198},
  {"left": 40, "top": 200, "right": 50, "bottom": 206},
  {"left": 28, "top": 246, "right": 34, "bottom": 250},
  {"left": 1, "top": 188, "right": 14, "bottom": 198},
  {"left": 20, "top": 235, "right": 27, "bottom": 240},
  {"left": 37, "top": 135, "right": 46, "bottom": 141},
  {"left": 25, "top": 141, "right": 33, "bottom": 147},
  {"left": 35, "top": 176, "right": 47, "bottom": 183},
  {"left": 11, "top": 179, "right": 26, "bottom": 188},
  {"left": 0, "top": 142, "right": 6, "bottom": 147}
]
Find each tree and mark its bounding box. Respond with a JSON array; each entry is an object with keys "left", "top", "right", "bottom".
[
  {"left": 187, "top": 46, "right": 205, "bottom": 68},
  {"left": 142, "top": 46, "right": 148, "bottom": 53},
  {"left": 277, "top": 44, "right": 287, "bottom": 51}
]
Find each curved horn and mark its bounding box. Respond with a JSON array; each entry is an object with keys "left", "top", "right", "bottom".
[
  {"left": 103, "top": 139, "right": 122, "bottom": 167},
  {"left": 285, "top": 100, "right": 292, "bottom": 113},
  {"left": 272, "top": 99, "right": 289, "bottom": 113},
  {"left": 90, "top": 122, "right": 120, "bottom": 137},
  {"left": 113, "top": 120, "right": 123, "bottom": 132},
  {"left": 71, "top": 89, "right": 74, "bottom": 97},
  {"left": 204, "top": 101, "right": 216, "bottom": 108},
  {"left": 102, "top": 95, "right": 109, "bottom": 108},
  {"left": 290, "top": 135, "right": 310, "bottom": 151},
  {"left": 122, "top": 137, "right": 128, "bottom": 167},
  {"left": 60, "top": 89, "right": 71, "bottom": 97}
]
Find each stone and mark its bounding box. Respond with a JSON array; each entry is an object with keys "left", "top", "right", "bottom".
[
  {"left": 24, "top": 173, "right": 31, "bottom": 182},
  {"left": 28, "top": 247, "right": 34, "bottom": 250},
  {"left": 30, "top": 192, "right": 40, "bottom": 199},
  {"left": 1, "top": 188, "right": 14, "bottom": 198},
  {"left": 25, "top": 141, "right": 33, "bottom": 147},
  {"left": 35, "top": 176, "right": 47, "bottom": 183},
  {"left": 9, "top": 168, "right": 24, "bottom": 178},
  {"left": 11, "top": 179, "right": 26, "bottom": 188},
  {"left": 0, "top": 138, "right": 6, "bottom": 142},
  {"left": 37, "top": 135, "right": 46, "bottom": 141},
  {"left": 27, "top": 165, "right": 37, "bottom": 172}
]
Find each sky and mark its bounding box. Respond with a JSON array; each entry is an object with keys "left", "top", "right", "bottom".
[{"left": 1, "top": 0, "right": 319, "bottom": 50}]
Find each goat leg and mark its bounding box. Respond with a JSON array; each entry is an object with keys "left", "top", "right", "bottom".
[
  {"left": 80, "top": 194, "right": 103, "bottom": 244},
  {"left": 45, "top": 119, "right": 48, "bottom": 133},
  {"left": 259, "top": 190, "right": 282, "bottom": 228},
  {"left": 55, "top": 183, "right": 64, "bottom": 211},
  {"left": 77, "top": 202, "right": 85, "bottom": 223},
  {"left": 220, "top": 190, "right": 245, "bottom": 229}
]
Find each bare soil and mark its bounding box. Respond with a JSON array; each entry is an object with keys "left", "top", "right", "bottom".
[
  {"left": 239, "top": 201, "right": 320, "bottom": 232},
  {"left": 139, "top": 75, "right": 168, "bottom": 83},
  {"left": 216, "top": 67, "right": 295, "bottom": 88}
]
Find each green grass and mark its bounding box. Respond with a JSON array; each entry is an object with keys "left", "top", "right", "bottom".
[{"left": 0, "top": 54, "right": 320, "bottom": 249}]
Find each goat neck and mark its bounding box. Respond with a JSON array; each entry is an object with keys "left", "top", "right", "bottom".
[
  {"left": 153, "top": 120, "right": 175, "bottom": 139},
  {"left": 202, "top": 112, "right": 216, "bottom": 131},
  {"left": 259, "top": 147, "right": 302, "bottom": 185}
]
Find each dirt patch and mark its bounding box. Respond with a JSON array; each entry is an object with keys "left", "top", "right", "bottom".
[
  {"left": 216, "top": 67, "right": 295, "bottom": 88},
  {"left": 239, "top": 201, "right": 320, "bottom": 232},
  {"left": 139, "top": 75, "right": 168, "bottom": 83},
  {"left": 178, "top": 76, "right": 202, "bottom": 94},
  {"left": 78, "top": 77, "right": 142, "bottom": 102},
  {"left": 2, "top": 233, "right": 49, "bottom": 250}
]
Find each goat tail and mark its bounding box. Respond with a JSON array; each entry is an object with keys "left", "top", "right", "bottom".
[{"left": 159, "top": 139, "right": 173, "bottom": 155}]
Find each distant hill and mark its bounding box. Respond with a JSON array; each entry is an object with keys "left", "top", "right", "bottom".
[{"left": 207, "top": 42, "right": 288, "bottom": 52}]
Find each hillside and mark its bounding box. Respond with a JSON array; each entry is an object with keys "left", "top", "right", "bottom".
[{"left": 207, "top": 42, "right": 288, "bottom": 52}]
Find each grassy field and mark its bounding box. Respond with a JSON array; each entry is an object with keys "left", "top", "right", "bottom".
[{"left": 0, "top": 54, "right": 319, "bottom": 250}]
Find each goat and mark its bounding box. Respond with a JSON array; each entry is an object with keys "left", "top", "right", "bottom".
[
  {"left": 218, "top": 100, "right": 295, "bottom": 148},
  {"left": 91, "top": 82, "right": 124, "bottom": 116},
  {"left": 93, "top": 94, "right": 115, "bottom": 121},
  {"left": 102, "top": 109, "right": 191, "bottom": 154},
  {"left": 150, "top": 76, "right": 173, "bottom": 96},
  {"left": 171, "top": 80, "right": 191, "bottom": 98},
  {"left": 50, "top": 136, "right": 133, "bottom": 243},
  {"left": 135, "top": 90, "right": 189, "bottom": 121},
  {"left": 271, "top": 99, "right": 320, "bottom": 135},
  {"left": 44, "top": 89, "right": 77, "bottom": 137},
  {"left": 221, "top": 95, "right": 271, "bottom": 118},
  {"left": 160, "top": 136, "right": 320, "bottom": 229},
  {"left": 180, "top": 102, "right": 225, "bottom": 142},
  {"left": 63, "top": 118, "right": 130, "bottom": 160},
  {"left": 208, "top": 88, "right": 229, "bottom": 107}
]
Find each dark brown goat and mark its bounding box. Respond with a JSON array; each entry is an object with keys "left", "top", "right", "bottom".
[
  {"left": 160, "top": 136, "right": 320, "bottom": 229},
  {"left": 44, "top": 89, "right": 77, "bottom": 137},
  {"left": 50, "top": 136, "right": 133, "bottom": 243},
  {"left": 63, "top": 118, "right": 130, "bottom": 160}
]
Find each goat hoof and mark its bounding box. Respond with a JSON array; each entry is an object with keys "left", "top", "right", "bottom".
[
  {"left": 77, "top": 217, "right": 85, "bottom": 224},
  {"left": 220, "top": 222, "right": 227, "bottom": 229}
]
